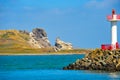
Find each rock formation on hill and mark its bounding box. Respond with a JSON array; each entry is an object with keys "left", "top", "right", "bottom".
[
  {"left": 0, "top": 28, "right": 74, "bottom": 50},
  {"left": 29, "top": 28, "right": 51, "bottom": 48},
  {"left": 19, "top": 30, "right": 29, "bottom": 35},
  {"left": 63, "top": 49, "right": 120, "bottom": 71},
  {"left": 54, "top": 37, "right": 73, "bottom": 51}
]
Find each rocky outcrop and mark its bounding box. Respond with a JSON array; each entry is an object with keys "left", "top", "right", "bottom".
[
  {"left": 54, "top": 37, "right": 73, "bottom": 51},
  {"left": 63, "top": 49, "right": 120, "bottom": 71},
  {"left": 29, "top": 28, "right": 51, "bottom": 48},
  {"left": 19, "top": 30, "right": 29, "bottom": 35}
]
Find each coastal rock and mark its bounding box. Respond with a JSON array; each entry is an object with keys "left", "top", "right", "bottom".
[
  {"left": 19, "top": 30, "right": 29, "bottom": 35},
  {"left": 54, "top": 37, "right": 73, "bottom": 51},
  {"left": 29, "top": 28, "right": 51, "bottom": 48},
  {"left": 63, "top": 49, "right": 120, "bottom": 71}
]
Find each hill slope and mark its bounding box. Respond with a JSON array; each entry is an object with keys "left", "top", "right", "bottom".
[
  {"left": 0, "top": 29, "right": 77, "bottom": 54},
  {"left": 0, "top": 30, "right": 31, "bottom": 49}
]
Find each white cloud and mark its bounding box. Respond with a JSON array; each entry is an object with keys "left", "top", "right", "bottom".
[
  {"left": 23, "top": 6, "right": 33, "bottom": 10},
  {"left": 45, "top": 8, "right": 74, "bottom": 15},
  {"left": 85, "top": 0, "right": 119, "bottom": 9},
  {"left": 50, "top": 8, "right": 63, "bottom": 15}
]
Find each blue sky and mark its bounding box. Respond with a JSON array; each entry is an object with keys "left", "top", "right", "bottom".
[{"left": 0, "top": 0, "right": 120, "bottom": 48}]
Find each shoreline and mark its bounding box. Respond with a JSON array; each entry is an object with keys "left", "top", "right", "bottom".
[
  {"left": 0, "top": 53, "right": 85, "bottom": 56},
  {"left": 0, "top": 48, "right": 92, "bottom": 55}
]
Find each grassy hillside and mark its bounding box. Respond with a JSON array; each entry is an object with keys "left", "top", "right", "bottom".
[
  {"left": 0, "top": 30, "right": 92, "bottom": 54},
  {"left": 0, "top": 30, "right": 57, "bottom": 54},
  {"left": 0, "top": 30, "right": 31, "bottom": 49}
]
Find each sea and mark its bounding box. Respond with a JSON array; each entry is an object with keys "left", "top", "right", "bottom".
[{"left": 0, "top": 54, "right": 120, "bottom": 80}]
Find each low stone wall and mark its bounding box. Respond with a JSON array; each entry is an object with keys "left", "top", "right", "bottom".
[{"left": 63, "top": 49, "right": 120, "bottom": 71}]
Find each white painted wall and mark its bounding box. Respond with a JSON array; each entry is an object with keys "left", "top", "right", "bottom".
[{"left": 111, "top": 21, "right": 117, "bottom": 49}]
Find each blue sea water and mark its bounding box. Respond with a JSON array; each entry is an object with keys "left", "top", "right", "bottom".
[{"left": 0, "top": 54, "right": 120, "bottom": 80}]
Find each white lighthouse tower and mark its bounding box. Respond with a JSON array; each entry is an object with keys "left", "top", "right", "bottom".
[
  {"left": 107, "top": 9, "right": 120, "bottom": 50},
  {"left": 101, "top": 9, "right": 120, "bottom": 50}
]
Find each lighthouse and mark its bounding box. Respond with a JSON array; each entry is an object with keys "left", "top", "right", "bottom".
[{"left": 101, "top": 9, "right": 120, "bottom": 50}]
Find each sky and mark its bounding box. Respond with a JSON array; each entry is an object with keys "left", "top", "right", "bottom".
[{"left": 0, "top": 0, "right": 120, "bottom": 48}]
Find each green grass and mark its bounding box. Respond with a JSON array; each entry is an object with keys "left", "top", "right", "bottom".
[
  {"left": 0, "top": 30, "right": 32, "bottom": 49},
  {"left": 1, "top": 32, "right": 15, "bottom": 39},
  {"left": 54, "top": 49, "right": 93, "bottom": 54},
  {"left": 0, "top": 48, "right": 54, "bottom": 54},
  {"left": 18, "top": 32, "right": 30, "bottom": 41},
  {"left": 0, "top": 48, "right": 93, "bottom": 55}
]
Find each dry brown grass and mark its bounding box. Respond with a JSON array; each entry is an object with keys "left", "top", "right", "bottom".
[
  {"left": 0, "top": 30, "right": 93, "bottom": 55},
  {"left": 0, "top": 48, "right": 92, "bottom": 55},
  {"left": 0, "top": 30, "right": 32, "bottom": 49}
]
